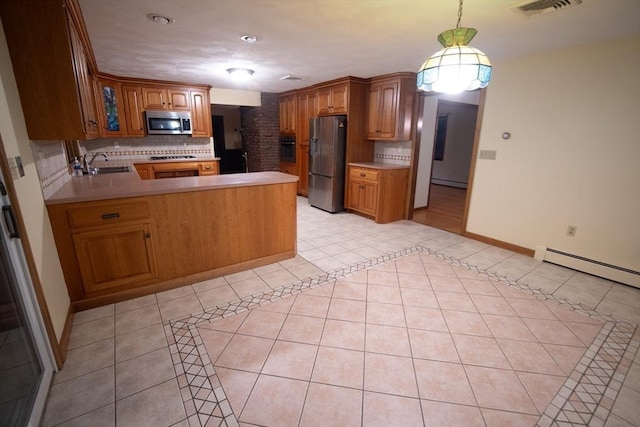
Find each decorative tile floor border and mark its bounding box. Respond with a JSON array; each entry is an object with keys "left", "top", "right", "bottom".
[{"left": 163, "top": 246, "right": 639, "bottom": 427}]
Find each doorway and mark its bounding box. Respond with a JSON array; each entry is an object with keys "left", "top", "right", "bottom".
[
  {"left": 412, "top": 94, "right": 482, "bottom": 234},
  {"left": 211, "top": 106, "right": 246, "bottom": 174}
]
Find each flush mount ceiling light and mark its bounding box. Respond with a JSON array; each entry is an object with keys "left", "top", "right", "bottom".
[
  {"left": 417, "top": 0, "right": 492, "bottom": 94},
  {"left": 147, "top": 13, "right": 174, "bottom": 24},
  {"left": 226, "top": 68, "right": 255, "bottom": 81},
  {"left": 240, "top": 35, "right": 261, "bottom": 43}
]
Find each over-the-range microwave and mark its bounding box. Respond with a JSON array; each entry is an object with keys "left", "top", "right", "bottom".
[{"left": 145, "top": 110, "right": 192, "bottom": 135}]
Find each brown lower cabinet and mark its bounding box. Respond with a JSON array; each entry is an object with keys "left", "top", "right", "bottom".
[
  {"left": 47, "top": 180, "right": 297, "bottom": 310},
  {"left": 134, "top": 160, "right": 219, "bottom": 180},
  {"left": 346, "top": 165, "right": 409, "bottom": 224}
]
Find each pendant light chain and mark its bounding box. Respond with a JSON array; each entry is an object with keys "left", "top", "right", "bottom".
[{"left": 456, "top": 0, "right": 464, "bottom": 29}]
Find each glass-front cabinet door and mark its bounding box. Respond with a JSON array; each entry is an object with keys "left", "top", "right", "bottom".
[
  {"left": 0, "top": 177, "right": 54, "bottom": 426},
  {"left": 96, "top": 79, "right": 127, "bottom": 137}
]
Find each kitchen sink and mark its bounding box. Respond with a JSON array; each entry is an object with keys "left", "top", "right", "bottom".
[{"left": 89, "top": 166, "right": 131, "bottom": 174}]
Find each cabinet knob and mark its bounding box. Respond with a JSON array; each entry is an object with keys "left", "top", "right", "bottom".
[
  {"left": 360, "top": 173, "right": 366, "bottom": 177},
  {"left": 145, "top": 232, "right": 151, "bottom": 239}
]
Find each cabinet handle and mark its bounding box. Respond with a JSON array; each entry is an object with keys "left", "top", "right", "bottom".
[
  {"left": 101, "top": 213, "right": 120, "bottom": 220},
  {"left": 145, "top": 232, "right": 151, "bottom": 239},
  {"left": 360, "top": 173, "right": 366, "bottom": 177},
  {"left": 204, "top": 165, "right": 211, "bottom": 170}
]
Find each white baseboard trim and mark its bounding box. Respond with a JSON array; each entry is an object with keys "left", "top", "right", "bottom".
[{"left": 535, "top": 246, "right": 640, "bottom": 288}]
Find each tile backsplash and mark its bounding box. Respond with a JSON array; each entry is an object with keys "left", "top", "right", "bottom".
[
  {"left": 373, "top": 140, "right": 412, "bottom": 165},
  {"left": 30, "top": 135, "right": 215, "bottom": 198},
  {"left": 80, "top": 135, "right": 215, "bottom": 166},
  {"left": 30, "top": 141, "right": 71, "bottom": 199}
]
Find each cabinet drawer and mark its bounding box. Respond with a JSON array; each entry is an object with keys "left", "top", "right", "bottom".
[
  {"left": 198, "top": 161, "right": 219, "bottom": 175},
  {"left": 67, "top": 201, "right": 150, "bottom": 228},
  {"left": 349, "top": 168, "right": 379, "bottom": 182}
]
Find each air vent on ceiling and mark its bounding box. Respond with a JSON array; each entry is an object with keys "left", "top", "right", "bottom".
[
  {"left": 280, "top": 75, "right": 303, "bottom": 81},
  {"left": 511, "top": 0, "right": 582, "bottom": 18}
]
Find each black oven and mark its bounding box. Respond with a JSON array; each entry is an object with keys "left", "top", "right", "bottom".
[{"left": 280, "top": 135, "right": 296, "bottom": 163}]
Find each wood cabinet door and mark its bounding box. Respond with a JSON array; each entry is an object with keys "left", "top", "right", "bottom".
[
  {"left": 330, "top": 84, "right": 348, "bottom": 114},
  {"left": 168, "top": 89, "right": 190, "bottom": 110},
  {"left": 377, "top": 82, "right": 399, "bottom": 138},
  {"left": 361, "top": 181, "right": 378, "bottom": 215},
  {"left": 347, "top": 179, "right": 363, "bottom": 210},
  {"left": 190, "top": 89, "right": 211, "bottom": 137},
  {"left": 122, "top": 85, "right": 145, "bottom": 136},
  {"left": 279, "top": 98, "right": 288, "bottom": 132},
  {"left": 286, "top": 96, "right": 297, "bottom": 133},
  {"left": 317, "top": 87, "right": 332, "bottom": 114},
  {"left": 297, "top": 91, "right": 317, "bottom": 144},
  {"left": 367, "top": 81, "right": 398, "bottom": 139},
  {"left": 134, "top": 164, "right": 152, "bottom": 179},
  {"left": 96, "top": 79, "right": 127, "bottom": 137},
  {"left": 142, "top": 87, "right": 168, "bottom": 109},
  {"left": 279, "top": 95, "right": 296, "bottom": 133},
  {"left": 298, "top": 144, "right": 309, "bottom": 196},
  {"left": 72, "top": 222, "right": 157, "bottom": 294},
  {"left": 67, "top": 18, "right": 98, "bottom": 138}
]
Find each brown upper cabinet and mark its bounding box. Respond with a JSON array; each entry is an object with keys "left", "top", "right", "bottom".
[
  {"left": 0, "top": 0, "right": 212, "bottom": 140},
  {"left": 317, "top": 82, "right": 349, "bottom": 115},
  {"left": 366, "top": 73, "right": 417, "bottom": 141},
  {"left": 142, "top": 87, "right": 191, "bottom": 111},
  {"left": 190, "top": 89, "right": 212, "bottom": 137},
  {"left": 296, "top": 90, "right": 318, "bottom": 144},
  {"left": 121, "top": 85, "right": 146, "bottom": 136},
  {"left": 95, "top": 79, "right": 127, "bottom": 137},
  {"left": 279, "top": 94, "right": 297, "bottom": 134},
  {"left": 0, "top": 0, "right": 99, "bottom": 140}
]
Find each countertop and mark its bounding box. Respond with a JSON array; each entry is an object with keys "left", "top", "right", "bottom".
[
  {"left": 348, "top": 162, "right": 410, "bottom": 170},
  {"left": 46, "top": 171, "right": 298, "bottom": 205}
]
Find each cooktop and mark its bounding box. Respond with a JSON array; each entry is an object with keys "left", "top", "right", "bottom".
[{"left": 149, "top": 155, "right": 197, "bottom": 160}]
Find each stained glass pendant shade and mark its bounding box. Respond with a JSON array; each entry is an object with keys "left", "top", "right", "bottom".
[{"left": 417, "top": 1, "right": 492, "bottom": 94}]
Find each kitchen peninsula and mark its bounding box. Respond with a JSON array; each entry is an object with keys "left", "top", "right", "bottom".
[{"left": 46, "top": 171, "right": 298, "bottom": 311}]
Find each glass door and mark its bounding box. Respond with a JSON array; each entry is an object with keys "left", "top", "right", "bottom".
[{"left": 0, "top": 177, "right": 54, "bottom": 426}]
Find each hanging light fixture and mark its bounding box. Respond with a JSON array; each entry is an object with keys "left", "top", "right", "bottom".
[{"left": 417, "top": 0, "right": 492, "bottom": 94}]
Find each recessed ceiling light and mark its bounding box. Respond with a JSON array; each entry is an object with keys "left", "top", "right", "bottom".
[
  {"left": 240, "top": 35, "right": 261, "bottom": 43},
  {"left": 280, "top": 75, "right": 303, "bottom": 81},
  {"left": 147, "top": 14, "right": 174, "bottom": 24},
  {"left": 226, "top": 68, "right": 255, "bottom": 81}
]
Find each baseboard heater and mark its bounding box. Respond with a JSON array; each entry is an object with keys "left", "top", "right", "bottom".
[{"left": 535, "top": 247, "right": 640, "bottom": 288}]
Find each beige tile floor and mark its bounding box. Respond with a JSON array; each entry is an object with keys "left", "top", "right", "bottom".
[{"left": 39, "top": 196, "right": 640, "bottom": 427}]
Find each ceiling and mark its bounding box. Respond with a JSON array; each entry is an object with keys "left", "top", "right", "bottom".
[{"left": 78, "top": 0, "right": 640, "bottom": 94}]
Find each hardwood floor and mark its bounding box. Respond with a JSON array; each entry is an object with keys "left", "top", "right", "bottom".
[{"left": 413, "top": 184, "right": 467, "bottom": 234}]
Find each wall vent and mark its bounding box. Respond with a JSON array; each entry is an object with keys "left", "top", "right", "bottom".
[{"left": 511, "top": 0, "right": 582, "bottom": 18}]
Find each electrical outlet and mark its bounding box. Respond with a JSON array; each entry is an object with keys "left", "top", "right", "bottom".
[
  {"left": 114, "top": 141, "right": 119, "bottom": 149},
  {"left": 479, "top": 150, "right": 497, "bottom": 160},
  {"left": 566, "top": 225, "right": 577, "bottom": 237}
]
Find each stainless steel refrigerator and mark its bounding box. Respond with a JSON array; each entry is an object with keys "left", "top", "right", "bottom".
[{"left": 308, "top": 115, "right": 347, "bottom": 213}]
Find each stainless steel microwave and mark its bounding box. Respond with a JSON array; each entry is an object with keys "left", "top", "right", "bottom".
[{"left": 145, "top": 110, "right": 192, "bottom": 135}]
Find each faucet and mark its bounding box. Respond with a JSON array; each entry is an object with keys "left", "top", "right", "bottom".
[{"left": 83, "top": 152, "right": 109, "bottom": 174}]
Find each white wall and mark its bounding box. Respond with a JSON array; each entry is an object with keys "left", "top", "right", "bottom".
[
  {"left": 467, "top": 36, "right": 640, "bottom": 273},
  {"left": 0, "top": 19, "right": 70, "bottom": 340},
  {"left": 210, "top": 88, "right": 261, "bottom": 106},
  {"left": 415, "top": 92, "right": 480, "bottom": 208}
]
